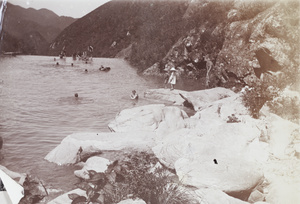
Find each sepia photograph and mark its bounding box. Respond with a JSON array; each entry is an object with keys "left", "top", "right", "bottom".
[{"left": 0, "top": 0, "right": 299, "bottom": 203}]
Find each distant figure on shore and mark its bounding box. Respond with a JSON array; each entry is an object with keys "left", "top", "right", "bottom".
[
  {"left": 168, "top": 67, "right": 177, "bottom": 90},
  {"left": 54, "top": 58, "right": 56, "bottom": 61},
  {"left": 164, "top": 71, "right": 170, "bottom": 89},
  {"left": 130, "top": 90, "right": 138, "bottom": 100},
  {"left": 71, "top": 63, "right": 74, "bottom": 67},
  {"left": 74, "top": 93, "right": 79, "bottom": 98},
  {"left": 204, "top": 55, "right": 213, "bottom": 88}
]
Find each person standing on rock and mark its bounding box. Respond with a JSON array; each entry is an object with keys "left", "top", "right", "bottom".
[
  {"left": 204, "top": 55, "right": 213, "bottom": 88},
  {"left": 164, "top": 71, "right": 170, "bottom": 88},
  {"left": 168, "top": 67, "right": 177, "bottom": 90}
]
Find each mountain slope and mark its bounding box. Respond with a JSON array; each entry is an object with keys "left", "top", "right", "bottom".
[
  {"left": 48, "top": 0, "right": 189, "bottom": 68},
  {"left": 1, "top": 3, "right": 76, "bottom": 54}
]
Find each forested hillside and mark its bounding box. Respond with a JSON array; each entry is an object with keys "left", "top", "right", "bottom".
[{"left": 1, "top": 3, "right": 76, "bottom": 55}]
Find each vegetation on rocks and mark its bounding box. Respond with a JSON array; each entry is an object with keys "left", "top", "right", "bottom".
[
  {"left": 69, "top": 151, "right": 198, "bottom": 204},
  {"left": 241, "top": 85, "right": 278, "bottom": 118}
]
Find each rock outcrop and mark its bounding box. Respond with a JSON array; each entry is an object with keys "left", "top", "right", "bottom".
[
  {"left": 117, "top": 199, "right": 146, "bottom": 204},
  {"left": 48, "top": 189, "right": 86, "bottom": 204},
  {"left": 143, "top": 0, "right": 299, "bottom": 89},
  {"left": 74, "top": 156, "right": 111, "bottom": 180},
  {"left": 45, "top": 132, "right": 156, "bottom": 165},
  {"left": 46, "top": 87, "right": 300, "bottom": 203}
]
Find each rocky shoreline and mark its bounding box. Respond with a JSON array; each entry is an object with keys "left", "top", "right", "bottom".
[
  {"left": 46, "top": 87, "right": 299, "bottom": 203},
  {"left": 1, "top": 87, "right": 299, "bottom": 204}
]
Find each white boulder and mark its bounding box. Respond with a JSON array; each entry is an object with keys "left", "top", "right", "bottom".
[
  {"left": 153, "top": 120, "right": 267, "bottom": 192},
  {"left": 74, "top": 157, "right": 111, "bottom": 180},
  {"left": 195, "top": 188, "right": 249, "bottom": 204},
  {"left": 108, "top": 104, "right": 166, "bottom": 132},
  {"left": 108, "top": 104, "right": 188, "bottom": 138},
  {"left": 144, "top": 87, "right": 236, "bottom": 111},
  {"left": 144, "top": 89, "right": 186, "bottom": 105},
  {"left": 117, "top": 198, "right": 146, "bottom": 204},
  {"left": 266, "top": 113, "right": 299, "bottom": 159},
  {"left": 48, "top": 188, "right": 86, "bottom": 204},
  {"left": 45, "top": 131, "right": 156, "bottom": 165},
  {"left": 263, "top": 158, "right": 300, "bottom": 204}
]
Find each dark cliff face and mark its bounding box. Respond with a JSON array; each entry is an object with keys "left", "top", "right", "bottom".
[
  {"left": 1, "top": 3, "right": 76, "bottom": 54},
  {"left": 144, "top": 0, "right": 299, "bottom": 89}
]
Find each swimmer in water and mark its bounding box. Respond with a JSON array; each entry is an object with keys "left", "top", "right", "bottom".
[
  {"left": 130, "top": 90, "right": 138, "bottom": 100},
  {"left": 75, "top": 93, "right": 78, "bottom": 98}
]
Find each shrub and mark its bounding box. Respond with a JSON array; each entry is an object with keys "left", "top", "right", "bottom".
[
  {"left": 267, "top": 93, "right": 300, "bottom": 124},
  {"left": 242, "top": 85, "right": 279, "bottom": 118},
  {"left": 70, "top": 151, "right": 199, "bottom": 204}
]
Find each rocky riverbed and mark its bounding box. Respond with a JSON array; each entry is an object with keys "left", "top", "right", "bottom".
[
  {"left": 2, "top": 87, "right": 299, "bottom": 204},
  {"left": 44, "top": 87, "right": 300, "bottom": 204}
]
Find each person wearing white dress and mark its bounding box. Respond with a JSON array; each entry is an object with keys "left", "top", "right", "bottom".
[{"left": 168, "top": 67, "right": 177, "bottom": 90}]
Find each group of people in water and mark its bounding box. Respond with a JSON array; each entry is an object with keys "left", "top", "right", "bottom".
[
  {"left": 74, "top": 90, "right": 138, "bottom": 101},
  {"left": 70, "top": 64, "right": 178, "bottom": 103}
]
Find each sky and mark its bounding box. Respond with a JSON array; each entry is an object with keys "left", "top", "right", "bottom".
[{"left": 7, "top": 0, "right": 111, "bottom": 18}]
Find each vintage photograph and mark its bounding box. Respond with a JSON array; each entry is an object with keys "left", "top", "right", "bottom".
[{"left": 0, "top": 0, "right": 299, "bottom": 203}]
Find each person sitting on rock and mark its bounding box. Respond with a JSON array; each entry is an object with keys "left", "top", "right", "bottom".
[{"left": 130, "top": 90, "right": 138, "bottom": 100}]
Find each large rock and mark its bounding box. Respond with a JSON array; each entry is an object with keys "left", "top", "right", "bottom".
[
  {"left": 195, "top": 188, "right": 249, "bottom": 204},
  {"left": 108, "top": 104, "right": 188, "bottom": 138},
  {"left": 45, "top": 131, "right": 156, "bottom": 165},
  {"left": 144, "top": 89, "right": 186, "bottom": 105},
  {"left": 155, "top": 122, "right": 267, "bottom": 193},
  {"left": 108, "top": 104, "right": 166, "bottom": 132},
  {"left": 117, "top": 198, "right": 146, "bottom": 204},
  {"left": 152, "top": 92, "right": 268, "bottom": 193},
  {"left": 74, "top": 156, "right": 111, "bottom": 180},
  {"left": 48, "top": 188, "right": 86, "bottom": 204},
  {"left": 189, "top": 93, "right": 250, "bottom": 123},
  {"left": 263, "top": 158, "right": 300, "bottom": 204},
  {"left": 180, "top": 87, "right": 236, "bottom": 111},
  {"left": 266, "top": 113, "right": 299, "bottom": 159},
  {"left": 144, "top": 87, "right": 236, "bottom": 111}
]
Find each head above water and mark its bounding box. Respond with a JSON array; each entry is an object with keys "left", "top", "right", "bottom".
[
  {"left": 132, "top": 90, "right": 136, "bottom": 94},
  {"left": 74, "top": 93, "right": 78, "bottom": 98}
]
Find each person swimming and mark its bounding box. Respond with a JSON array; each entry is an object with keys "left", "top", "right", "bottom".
[
  {"left": 74, "top": 93, "right": 79, "bottom": 98},
  {"left": 130, "top": 90, "right": 138, "bottom": 100}
]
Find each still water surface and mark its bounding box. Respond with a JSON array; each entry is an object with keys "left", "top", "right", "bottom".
[{"left": 0, "top": 56, "right": 201, "bottom": 194}]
